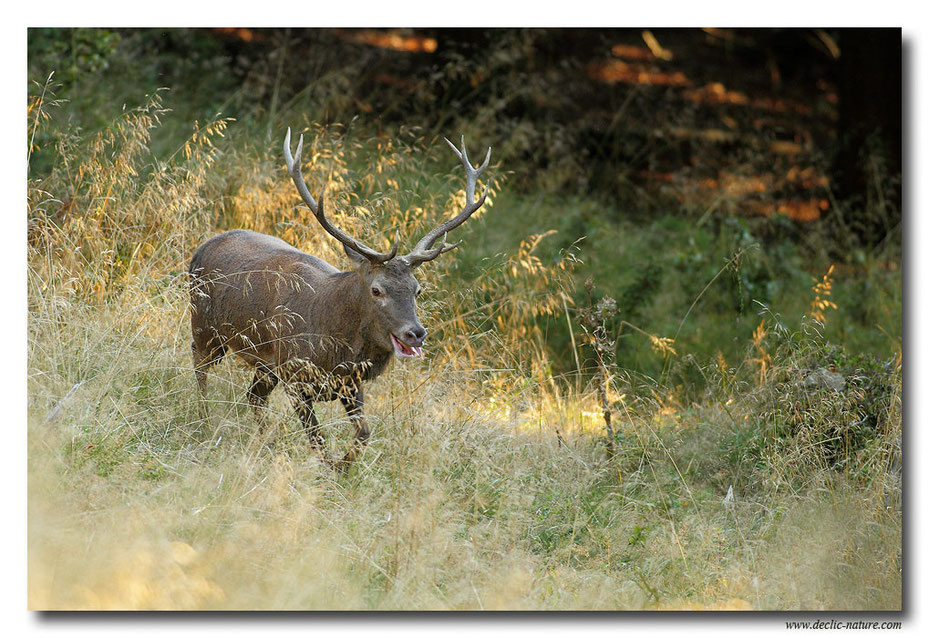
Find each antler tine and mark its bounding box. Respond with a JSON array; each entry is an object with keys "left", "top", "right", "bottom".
[
  {"left": 444, "top": 135, "right": 492, "bottom": 202},
  {"left": 404, "top": 135, "right": 492, "bottom": 268},
  {"left": 443, "top": 136, "right": 463, "bottom": 160},
  {"left": 401, "top": 235, "right": 463, "bottom": 265},
  {"left": 284, "top": 128, "right": 319, "bottom": 213},
  {"left": 385, "top": 229, "right": 400, "bottom": 261},
  {"left": 284, "top": 127, "right": 397, "bottom": 264}
]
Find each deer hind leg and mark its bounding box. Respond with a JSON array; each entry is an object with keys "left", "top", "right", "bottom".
[
  {"left": 338, "top": 386, "right": 369, "bottom": 471},
  {"left": 247, "top": 365, "right": 279, "bottom": 433},
  {"left": 192, "top": 337, "right": 225, "bottom": 425}
]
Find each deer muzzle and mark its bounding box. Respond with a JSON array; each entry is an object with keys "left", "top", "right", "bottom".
[{"left": 391, "top": 325, "right": 426, "bottom": 358}]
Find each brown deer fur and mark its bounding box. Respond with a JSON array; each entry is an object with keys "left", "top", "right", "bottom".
[{"left": 189, "top": 129, "right": 491, "bottom": 469}]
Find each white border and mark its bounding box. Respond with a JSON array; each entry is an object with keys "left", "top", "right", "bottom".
[{"left": 5, "top": 4, "right": 924, "bottom": 636}]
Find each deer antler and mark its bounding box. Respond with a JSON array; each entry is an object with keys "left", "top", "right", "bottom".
[
  {"left": 284, "top": 128, "right": 398, "bottom": 264},
  {"left": 403, "top": 135, "right": 491, "bottom": 267}
]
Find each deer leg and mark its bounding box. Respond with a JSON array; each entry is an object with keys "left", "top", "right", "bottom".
[
  {"left": 292, "top": 388, "right": 325, "bottom": 448},
  {"left": 338, "top": 386, "right": 369, "bottom": 471},
  {"left": 247, "top": 366, "right": 278, "bottom": 432},
  {"left": 192, "top": 339, "right": 225, "bottom": 425}
]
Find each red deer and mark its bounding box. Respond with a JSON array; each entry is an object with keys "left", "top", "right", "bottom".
[{"left": 189, "top": 128, "right": 491, "bottom": 468}]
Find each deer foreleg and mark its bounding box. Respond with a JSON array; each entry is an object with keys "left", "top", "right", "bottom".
[{"left": 291, "top": 387, "right": 325, "bottom": 448}]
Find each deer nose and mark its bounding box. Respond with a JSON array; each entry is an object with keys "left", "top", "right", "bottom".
[{"left": 404, "top": 326, "right": 427, "bottom": 346}]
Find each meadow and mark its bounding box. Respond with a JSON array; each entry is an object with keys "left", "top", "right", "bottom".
[{"left": 27, "top": 29, "right": 902, "bottom": 611}]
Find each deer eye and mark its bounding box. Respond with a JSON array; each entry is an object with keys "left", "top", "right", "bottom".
[{"left": 371, "top": 286, "right": 384, "bottom": 298}]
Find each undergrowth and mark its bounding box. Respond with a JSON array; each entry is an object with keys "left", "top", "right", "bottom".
[{"left": 27, "top": 82, "right": 901, "bottom": 610}]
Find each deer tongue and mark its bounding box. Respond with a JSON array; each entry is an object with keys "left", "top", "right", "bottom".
[{"left": 391, "top": 334, "right": 423, "bottom": 358}]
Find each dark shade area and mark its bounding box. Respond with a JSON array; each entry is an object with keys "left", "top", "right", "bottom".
[{"left": 29, "top": 27, "right": 902, "bottom": 250}]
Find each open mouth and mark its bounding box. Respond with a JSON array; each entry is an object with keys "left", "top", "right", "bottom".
[{"left": 390, "top": 334, "right": 423, "bottom": 358}]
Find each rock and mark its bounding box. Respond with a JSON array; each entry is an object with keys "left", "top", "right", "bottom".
[{"left": 800, "top": 367, "right": 845, "bottom": 392}]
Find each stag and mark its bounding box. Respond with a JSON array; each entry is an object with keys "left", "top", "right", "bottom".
[{"left": 189, "top": 128, "right": 491, "bottom": 468}]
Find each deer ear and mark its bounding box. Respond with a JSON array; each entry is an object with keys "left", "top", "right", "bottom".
[{"left": 343, "top": 244, "right": 368, "bottom": 265}]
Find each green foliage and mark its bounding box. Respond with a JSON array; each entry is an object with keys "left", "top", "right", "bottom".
[
  {"left": 29, "top": 28, "right": 121, "bottom": 80},
  {"left": 617, "top": 261, "right": 664, "bottom": 327}
]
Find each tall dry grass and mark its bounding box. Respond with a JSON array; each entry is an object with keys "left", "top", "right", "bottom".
[{"left": 27, "top": 88, "right": 901, "bottom": 610}]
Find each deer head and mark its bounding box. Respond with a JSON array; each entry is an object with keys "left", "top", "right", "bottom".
[{"left": 283, "top": 128, "right": 491, "bottom": 358}]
